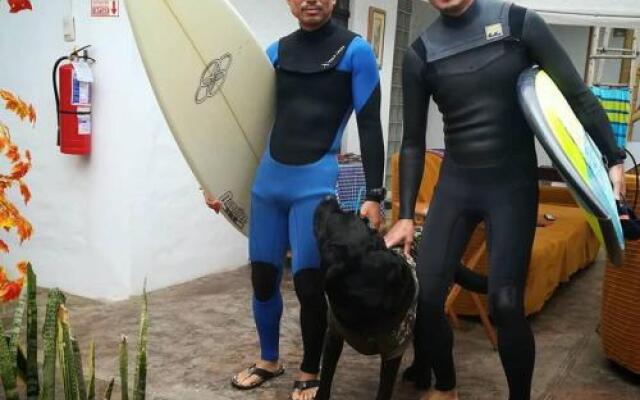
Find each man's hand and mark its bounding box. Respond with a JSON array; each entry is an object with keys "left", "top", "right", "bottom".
[
  {"left": 360, "top": 200, "right": 383, "bottom": 231},
  {"left": 384, "top": 219, "right": 415, "bottom": 257},
  {"left": 609, "top": 163, "right": 625, "bottom": 200},
  {"left": 203, "top": 191, "right": 222, "bottom": 214}
]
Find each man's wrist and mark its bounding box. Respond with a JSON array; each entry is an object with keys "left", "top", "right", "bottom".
[
  {"left": 609, "top": 149, "right": 626, "bottom": 166},
  {"left": 399, "top": 210, "right": 415, "bottom": 220},
  {"left": 365, "top": 187, "right": 387, "bottom": 203}
]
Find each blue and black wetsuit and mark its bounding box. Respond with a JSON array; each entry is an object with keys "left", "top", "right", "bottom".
[
  {"left": 250, "top": 20, "right": 384, "bottom": 374},
  {"left": 399, "top": 1, "right": 623, "bottom": 398}
]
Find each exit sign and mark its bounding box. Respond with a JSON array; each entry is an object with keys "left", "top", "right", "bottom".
[{"left": 91, "top": 0, "right": 119, "bottom": 17}]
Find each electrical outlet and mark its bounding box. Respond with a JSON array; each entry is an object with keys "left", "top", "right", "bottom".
[{"left": 63, "top": 16, "right": 76, "bottom": 42}]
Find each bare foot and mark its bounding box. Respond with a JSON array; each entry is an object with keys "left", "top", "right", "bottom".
[
  {"left": 232, "top": 359, "right": 282, "bottom": 389},
  {"left": 420, "top": 389, "right": 459, "bottom": 400},
  {"left": 291, "top": 371, "right": 320, "bottom": 400}
]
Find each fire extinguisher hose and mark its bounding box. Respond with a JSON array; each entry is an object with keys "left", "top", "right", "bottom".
[{"left": 52, "top": 56, "right": 69, "bottom": 146}]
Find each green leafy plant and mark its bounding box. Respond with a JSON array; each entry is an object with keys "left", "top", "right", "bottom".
[{"left": 0, "top": 264, "right": 150, "bottom": 400}]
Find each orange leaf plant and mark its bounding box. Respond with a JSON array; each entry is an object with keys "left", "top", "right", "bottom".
[
  {"left": 7, "top": 0, "right": 32, "bottom": 13},
  {"left": 0, "top": 89, "right": 36, "bottom": 302}
]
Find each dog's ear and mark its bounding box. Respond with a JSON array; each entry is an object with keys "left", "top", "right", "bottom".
[
  {"left": 314, "top": 196, "right": 340, "bottom": 242},
  {"left": 322, "top": 242, "right": 349, "bottom": 281}
]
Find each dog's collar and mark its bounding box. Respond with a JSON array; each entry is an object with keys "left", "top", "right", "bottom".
[
  {"left": 382, "top": 248, "right": 420, "bottom": 330},
  {"left": 387, "top": 250, "right": 419, "bottom": 357},
  {"left": 390, "top": 247, "right": 417, "bottom": 268}
]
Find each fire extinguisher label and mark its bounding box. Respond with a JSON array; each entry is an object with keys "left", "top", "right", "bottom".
[
  {"left": 71, "top": 74, "right": 92, "bottom": 106},
  {"left": 70, "top": 62, "right": 93, "bottom": 106},
  {"left": 77, "top": 107, "right": 91, "bottom": 135},
  {"left": 72, "top": 61, "right": 94, "bottom": 82}
]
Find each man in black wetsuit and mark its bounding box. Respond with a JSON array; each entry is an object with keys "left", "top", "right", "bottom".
[{"left": 385, "top": 0, "right": 626, "bottom": 399}]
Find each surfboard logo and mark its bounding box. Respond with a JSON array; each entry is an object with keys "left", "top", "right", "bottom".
[
  {"left": 219, "top": 191, "right": 248, "bottom": 229},
  {"left": 195, "top": 53, "right": 232, "bottom": 104}
]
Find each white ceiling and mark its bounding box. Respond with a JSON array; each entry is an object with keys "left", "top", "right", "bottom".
[{"left": 513, "top": 0, "right": 640, "bottom": 28}]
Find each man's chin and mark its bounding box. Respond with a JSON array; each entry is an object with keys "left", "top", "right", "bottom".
[
  {"left": 301, "top": 16, "right": 327, "bottom": 27},
  {"left": 441, "top": 2, "right": 471, "bottom": 16}
]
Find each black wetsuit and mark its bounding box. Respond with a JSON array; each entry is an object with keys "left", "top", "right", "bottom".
[{"left": 399, "top": 1, "right": 623, "bottom": 398}]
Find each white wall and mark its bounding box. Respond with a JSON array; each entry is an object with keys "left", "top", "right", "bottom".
[
  {"left": 342, "top": 0, "right": 398, "bottom": 162},
  {"left": 228, "top": 0, "right": 298, "bottom": 48},
  {"left": 550, "top": 25, "right": 591, "bottom": 81},
  {"left": 512, "top": 0, "right": 640, "bottom": 29},
  {"left": 410, "top": 1, "right": 445, "bottom": 150},
  {"left": 0, "top": 0, "right": 401, "bottom": 300},
  {"left": 0, "top": 0, "right": 254, "bottom": 300}
]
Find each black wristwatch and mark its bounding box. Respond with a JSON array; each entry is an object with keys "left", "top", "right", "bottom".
[{"left": 365, "top": 187, "right": 387, "bottom": 203}]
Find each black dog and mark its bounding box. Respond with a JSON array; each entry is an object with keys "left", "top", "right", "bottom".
[
  {"left": 314, "top": 196, "right": 415, "bottom": 400},
  {"left": 314, "top": 196, "right": 488, "bottom": 399}
]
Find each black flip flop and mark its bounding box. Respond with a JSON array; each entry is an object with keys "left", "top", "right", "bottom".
[
  {"left": 290, "top": 379, "right": 321, "bottom": 400},
  {"left": 230, "top": 364, "right": 284, "bottom": 390}
]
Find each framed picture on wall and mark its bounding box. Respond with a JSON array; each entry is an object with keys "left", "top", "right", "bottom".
[{"left": 367, "top": 7, "right": 386, "bottom": 69}]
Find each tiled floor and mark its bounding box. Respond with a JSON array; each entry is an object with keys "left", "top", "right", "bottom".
[{"left": 23, "top": 253, "right": 640, "bottom": 400}]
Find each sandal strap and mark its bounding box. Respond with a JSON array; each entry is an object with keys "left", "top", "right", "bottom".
[
  {"left": 232, "top": 363, "right": 284, "bottom": 390},
  {"left": 248, "top": 364, "right": 284, "bottom": 380},
  {"left": 292, "top": 379, "right": 321, "bottom": 391}
]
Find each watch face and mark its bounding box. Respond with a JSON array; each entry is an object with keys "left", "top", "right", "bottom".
[{"left": 367, "top": 188, "right": 386, "bottom": 200}]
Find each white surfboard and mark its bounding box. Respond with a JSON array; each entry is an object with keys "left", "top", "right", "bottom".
[{"left": 126, "top": 0, "right": 275, "bottom": 236}]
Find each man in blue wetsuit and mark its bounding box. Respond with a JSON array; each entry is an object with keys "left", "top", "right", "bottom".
[
  {"left": 208, "top": 1, "right": 386, "bottom": 399},
  {"left": 385, "top": 0, "right": 625, "bottom": 399}
]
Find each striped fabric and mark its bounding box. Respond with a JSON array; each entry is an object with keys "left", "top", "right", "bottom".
[
  {"left": 591, "top": 85, "right": 631, "bottom": 149},
  {"left": 336, "top": 158, "right": 385, "bottom": 215},
  {"left": 336, "top": 162, "right": 367, "bottom": 212}
]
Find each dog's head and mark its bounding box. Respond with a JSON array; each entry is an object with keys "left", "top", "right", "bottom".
[
  {"left": 314, "top": 196, "right": 416, "bottom": 332},
  {"left": 314, "top": 196, "right": 385, "bottom": 265}
]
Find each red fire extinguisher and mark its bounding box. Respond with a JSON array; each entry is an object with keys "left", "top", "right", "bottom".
[{"left": 53, "top": 45, "right": 95, "bottom": 155}]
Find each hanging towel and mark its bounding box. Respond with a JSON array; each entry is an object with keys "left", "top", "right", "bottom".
[{"left": 591, "top": 85, "right": 631, "bottom": 149}]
